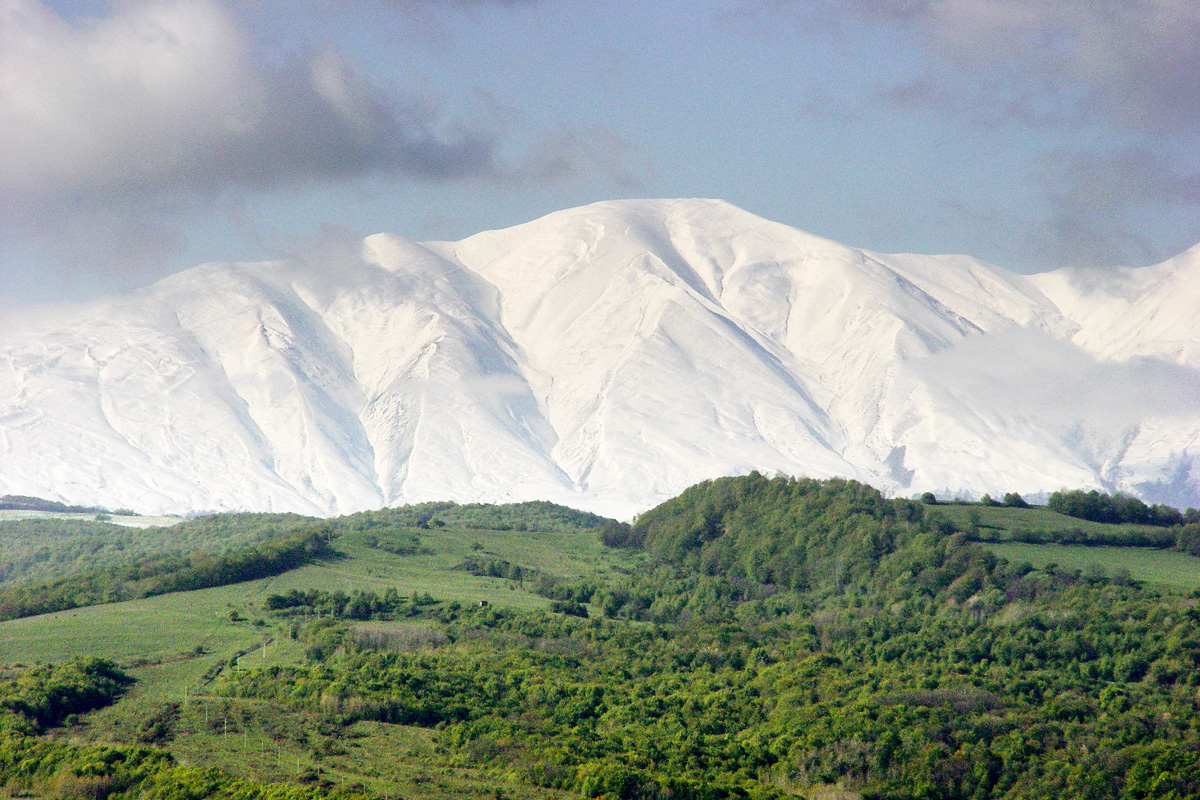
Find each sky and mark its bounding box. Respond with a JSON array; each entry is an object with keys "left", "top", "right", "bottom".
[{"left": 2, "top": 0, "right": 1199, "bottom": 305}]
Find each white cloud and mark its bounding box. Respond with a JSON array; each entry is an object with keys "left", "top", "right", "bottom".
[
  {"left": 911, "top": 326, "right": 1200, "bottom": 432},
  {"left": 1, "top": 0, "right": 267, "bottom": 196},
  {"left": 0, "top": 0, "right": 502, "bottom": 204}
]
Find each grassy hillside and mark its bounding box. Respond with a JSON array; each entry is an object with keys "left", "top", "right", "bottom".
[
  {"left": 929, "top": 501, "right": 1200, "bottom": 589},
  {"left": 985, "top": 542, "right": 1200, "bottom": 587},
  {"left": 932, "top": 502, "right": 1174, "bottom": 545},
  {"left": 5, "top": 483, "right": 1200, "bottom": 799},
  {"left": 1, "top": 502, "right": 630, "bottom": 799},
  {"left": 1, "top": 507, "right": 632, "bottom": 663}
]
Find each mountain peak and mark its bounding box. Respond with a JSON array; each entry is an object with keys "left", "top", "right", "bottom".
[{"left": 2, "top": 200, "right": 1198, "bottom": 515}]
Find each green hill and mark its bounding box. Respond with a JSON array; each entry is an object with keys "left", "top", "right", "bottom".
[{"left": 4, "top": 481, "right": 1200, "bottom": 799}]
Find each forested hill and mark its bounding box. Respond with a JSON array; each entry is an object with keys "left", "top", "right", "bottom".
[
  {"left": 599, "top": 473, "right": 1003, "bottom": 621},
  {"left": 210, "top": 475, "right": 1200, "bottom": 798},
  {"left": 630, "top": 473, "right": 921, "bottom": 589},
  {"left": 9, "top": 478, "right": 1200, "bottom": 799}
]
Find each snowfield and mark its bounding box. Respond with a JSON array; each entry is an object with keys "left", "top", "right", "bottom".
[{"left": 2, "top": 199, "right": 1199, "bottom": 517}]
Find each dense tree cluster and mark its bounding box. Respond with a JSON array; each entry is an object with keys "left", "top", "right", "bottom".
[
  {"left": 630, "top": 473, "right": 924, "bottom": 592},
  {"left": 264, "top": 588, "right": 423, "bottom": 620},
  {"left": 0, "top": 524, "right": 335, "bottom": 622},
  {"left": 0, "top": 512, "right": 318, "bottom": 588},
  {"left": 1049, "top": 489, "right": 1199, "bottom": 528},
  {"left": 0, "top": 658, "right": 132, "bottom": 734},
  {"left": 339, "top": 499, "right": 611, "bottom": 533}
]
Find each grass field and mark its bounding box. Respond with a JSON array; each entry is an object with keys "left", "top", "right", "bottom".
[
  {"left": 1, "top": 517, "right": 632, "bottom": 798},
  {"left": 984, "top": 541, "right": 1200, "bottom": 590},
  {"left": 924, "top": 502, "right": 1200, "bottom": 590},
  {"left": 933, "top": 503, "right": 1169, "bottom": 541},
  {"left": 2, "top": 521, "right": 633, "bottom": 664}
]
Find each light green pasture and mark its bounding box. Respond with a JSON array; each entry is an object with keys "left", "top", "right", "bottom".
[{"left": 986, "top": 542, "right": 1200, "bottom": 590}]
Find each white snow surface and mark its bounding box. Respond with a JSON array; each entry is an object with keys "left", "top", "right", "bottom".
[{"left": 3, "top": 199, "right": 1199, "bottom": 517}]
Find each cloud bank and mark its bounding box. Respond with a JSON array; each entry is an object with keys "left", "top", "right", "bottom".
[
  {"left": 0, "top": 0, "right": 498, "bottom": 203},
  {"left": 912, "top": 327, "right": 1200, "bottom": 433},
  {"left": 0, "top": 0, "right": 633, "bottom": 297}
]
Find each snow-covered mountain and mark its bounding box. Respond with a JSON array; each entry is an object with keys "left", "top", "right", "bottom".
[{"left": 3, "top": 199, "right": 1199, "bottom": 517}]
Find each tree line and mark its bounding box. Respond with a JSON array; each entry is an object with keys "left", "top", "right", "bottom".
[
  {"left": 1048, "top": 489, "right": 1200, "bottom": 527},
  {"left": 0, "top": 523, "right": 335, "bottom": 622}
]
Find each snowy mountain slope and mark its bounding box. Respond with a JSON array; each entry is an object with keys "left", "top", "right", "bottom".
[{"left": 2, "top": 198, "right": 1198, "bottom": 516}]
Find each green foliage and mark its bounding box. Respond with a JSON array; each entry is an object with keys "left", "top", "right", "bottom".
[
  {"left": 1002, "top": 491, "right": 1029, "bottom": 508},
  {"left": 265, "top": 587, "right": 414, "bottom": 621},
  {"left": 452, "top": 553, "right": 535, "bottom": 582},
  {"left": 219, "top": 556, "right": 1200, "bottom": 800},
  {"left": 0, "top": 657, "right": 132, "bottom": 733},
  {"left": 0, "top": 729, "right": 363, "bottom": 800},
  {"left": 630, "top": 472, "right": 923, "bottom": 594},
  {"left": 0, "top": 512, "right": 313, "bottom": 588},
  {"left": 0, "top": 659, "right": 380, "bottom": 799},
  {"left": 1049, "top": 489, "right": 1194, "bottom": 527},
  {"left": 0, "top": 494, "right": 110, "bottom": 514},
  {"left": 598, "top": 520, "right": 640, "bottom": 548},
  {"left": 0, "top": 523, "right": 336, "bottom": 622},
  {"left": 548, "top": 599, "right": 588, "bottom": 617},
  {"left": 983, "top": 542, "right": 1200, "bottom": 589},
  {"left": 339, "top": 499, "right": 612, "bottom": 533},
  {"left": 940, "top": 501, "right": 1188, "bottom": 550},
  {"left": 12, "top": 477, "right": 1200, "bottom": 799}
]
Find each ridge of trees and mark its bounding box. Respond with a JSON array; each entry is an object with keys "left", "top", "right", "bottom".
[
  {"left": 1049, "top": 488, "right": 1200, "bottom": 527},
  {"left": 0, "top": 494, "right": 127, "bottom": 515},
  {"left": 630, "top": 472, "right": 923, "bottom": 589},
  {"left": 338, "top": 499, "right": 612, "bottom": 533},
  {"left": 0, "top": 523, "right": 336, "bottom": 622},
  {"left": 0, "top": 512, "right": 316, "bottom": 589}
]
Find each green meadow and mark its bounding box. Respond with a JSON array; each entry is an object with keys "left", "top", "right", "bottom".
[
  {"left": 1, "top": 518, "right": 635, "bottom": 664},
  {"left": 931, "top": 500, "right": 1200, "bottom": 590},
  {"left": 933, "top": 501, "right": 1170, "bottom": 541},
  {"left": 984, "top": 541, "right": 1200, "bottom": 589},
  {"left": 1, "top": 512, "right": 632, "bottom": 799}
]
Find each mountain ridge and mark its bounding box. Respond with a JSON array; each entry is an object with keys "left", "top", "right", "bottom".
[{"left": 2, "top": 198, "right": 1198, "bottom": 517}]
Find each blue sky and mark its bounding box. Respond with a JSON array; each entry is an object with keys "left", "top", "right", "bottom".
[{"left": 2, "top": 0, "right": 1199, "bottom": 304}]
